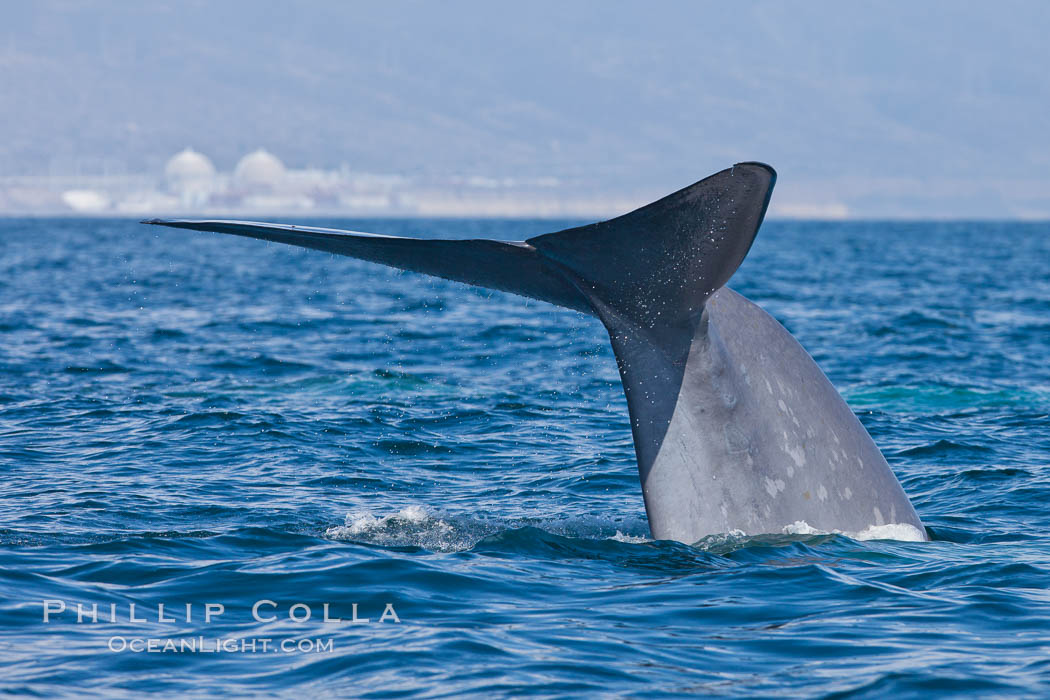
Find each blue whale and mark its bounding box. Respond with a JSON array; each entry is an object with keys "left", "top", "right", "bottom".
[{"left": 145, "top": 162, "right": 926, "bottom": 543}]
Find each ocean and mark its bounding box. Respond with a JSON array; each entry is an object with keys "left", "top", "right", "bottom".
[{"left": 1, "top": 217, "right": 1048, "bottom": 697}]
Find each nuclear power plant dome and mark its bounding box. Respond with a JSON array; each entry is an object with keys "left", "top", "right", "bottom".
[
  {"left": 234, "top": 149, "right": 286, "bottom": 188},
  {"left": 164, "top": 148, "right": 216, "bottom": 184}
]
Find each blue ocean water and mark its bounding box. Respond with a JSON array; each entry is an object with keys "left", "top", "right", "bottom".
[{"left": 1, "top": 217, "right": 1048, "bottom": 697}]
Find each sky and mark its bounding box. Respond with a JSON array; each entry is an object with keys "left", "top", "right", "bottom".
[{"left": 2, "top": 1, "right": 1048, "bottom": 218}]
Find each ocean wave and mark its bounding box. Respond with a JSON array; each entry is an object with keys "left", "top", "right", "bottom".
[
  {"left": 324, "top": 506, "right": 928, "bottom": 555},
  {"left": 324, "top": 506, "right": 656, "bottom": 553}
]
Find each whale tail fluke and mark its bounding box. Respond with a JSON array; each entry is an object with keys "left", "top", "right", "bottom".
[
  {"left": 142, "top": 162, "right": 776, "bottom": 326},
  {"left": 527, "top": 162, "right": 775, "bottom": 333},
  {"left": 143, "top": 163, "right": 929, "bottom": 543}
]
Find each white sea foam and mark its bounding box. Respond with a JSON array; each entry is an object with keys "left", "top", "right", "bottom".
[
  {"left": 610, "top": 530, "right": 649, "bottom": 544},
  {"left": 781, "top": 520, "right": 925, "bottom": 542},
  {"left": 853, "top": 523, "right": 926, "bottom": 542},
  {"left": 329, "top": 505, "right": 446, "bottom": 535},
  {"left": 325, "top": 506, "right": 466, "bottom": 551},
  {"left": 782, "top": 520, "right": 824, "bottom": 536}
]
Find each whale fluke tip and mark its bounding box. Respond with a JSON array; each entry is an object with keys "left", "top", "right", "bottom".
[{"left": 734, "top": 161, "right": 776, "bottom": 173}]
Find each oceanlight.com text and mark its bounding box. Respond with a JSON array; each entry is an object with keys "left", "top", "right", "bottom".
[{"left": 107, "top": 636, "right": 335, "bottom": 654}]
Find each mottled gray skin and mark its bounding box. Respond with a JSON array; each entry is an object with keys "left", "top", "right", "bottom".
[
  {"left": 619, "top": 287, "right": 924, "bottom": 542},
  {"left": 145, "top": 162, "right": 926, "bottom": 543}
]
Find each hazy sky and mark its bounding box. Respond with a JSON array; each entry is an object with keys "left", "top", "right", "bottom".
[{"left": 3, "top": 1, "right": 1048, "bottom": 217}]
